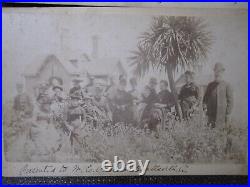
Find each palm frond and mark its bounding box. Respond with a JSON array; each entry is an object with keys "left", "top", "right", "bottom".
[{"left": 129, "top": 16, "right": 212, "bottom": 77}]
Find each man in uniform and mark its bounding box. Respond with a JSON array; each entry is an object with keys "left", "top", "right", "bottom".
[
  {"left": 203, "top": 63, "right": 233, "bottom": 129},
  {"left": 178, "top": 71, "right": 200, "bottom": 120}
]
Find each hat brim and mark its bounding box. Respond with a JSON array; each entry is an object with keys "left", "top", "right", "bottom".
[
  {"left": 53, "top": 86, "right": 63, "bottom": 91},
  {"left": 214, "top": 68, "right": 225, "bottom": 72}
]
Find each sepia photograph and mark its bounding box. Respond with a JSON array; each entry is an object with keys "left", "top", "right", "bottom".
[{"left": 2, "top": 3, "right": 248, "bottom": 179}]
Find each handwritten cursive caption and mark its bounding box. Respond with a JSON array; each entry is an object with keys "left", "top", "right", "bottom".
[{"left": 18, "top": 163, "right": 189, "bottom": 176}]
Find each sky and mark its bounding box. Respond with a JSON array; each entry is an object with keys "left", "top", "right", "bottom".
[{"left": 2, "top": 7, "right": 248, "bottom": 123}]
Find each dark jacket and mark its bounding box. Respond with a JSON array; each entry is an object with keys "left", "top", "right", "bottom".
[
  {"left": 158, "top": 89, "right": 175, "bottom": 108},
  {"left": 179, "top": 82, "right": 200, "bottom": 119},
  {"left": 141, "top": 89, "right": 159, "bottom": 121},
  {"left": 203, "top": 80, "right": 233, "bottom": 126}
]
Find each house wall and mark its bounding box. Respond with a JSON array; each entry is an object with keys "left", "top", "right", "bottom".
[{"left": 25, "top": 60, "right": 73, "bottom": 98}]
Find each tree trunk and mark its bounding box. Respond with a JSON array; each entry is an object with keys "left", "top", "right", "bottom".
[{"left": 166, "top": 64, "right": 182, "bottom": 119}]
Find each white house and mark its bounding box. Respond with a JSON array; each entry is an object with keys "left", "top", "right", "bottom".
[
  {"left": 23, "top": 35, "right": 125, "bottom": 96},
  {"left": 23, "top": 54, "right": 84, "bottom": 96}
]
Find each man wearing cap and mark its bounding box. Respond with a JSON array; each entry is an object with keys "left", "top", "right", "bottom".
[
  {"left": 203, "top": 63, "right": 233, "bottom": 129},
  {"left": 179, "top": 71, "right": 201, "bottom": 120}
]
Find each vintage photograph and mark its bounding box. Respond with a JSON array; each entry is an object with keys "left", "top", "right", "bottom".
[{"left": 2, "top": 5, "right": 248, "bottom": 176}]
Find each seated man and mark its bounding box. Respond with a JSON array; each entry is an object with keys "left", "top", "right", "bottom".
[
  {"left": 178, "top": 71, "right": 200, "bottom": 120},
  {"left": 140, "top": 86, "right": 160, "bottom": 132},
  {"left": 157, "top": 80, "right": 175, "bottom": 111}
]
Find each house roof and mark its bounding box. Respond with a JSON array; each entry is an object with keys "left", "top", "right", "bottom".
[
  {"left": 23, "top": 54, "right": 124, "bottom": 80},
  {"left": 82, "top": 57, "right": 125, "bottom": 76},
  {"left": 23, "top": 54, "right": 81, "bottom": 77}
]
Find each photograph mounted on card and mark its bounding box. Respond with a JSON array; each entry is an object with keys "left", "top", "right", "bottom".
[{"left": 2, "top": 5, "right": 247, "bottom": 177}]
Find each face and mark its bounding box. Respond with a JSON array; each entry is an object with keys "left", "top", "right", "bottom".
[
  {"left": 185, "top": 74, "right": 192, "bottom": 84},
  {"left": 149, "top": 81, "right": 157, "bottom": 89},
  {"left": 143, "top": 87, "right": 151, "bottom": 98},
  {"left": 214, "top": 70, "right": 224, "bottom": 81},
  {"left": 16, "top": 85, "right": 23, "bottom": 94},
  {"left": 160, "top": 82, "right": 167, "bottom": 91},
  {"left": 73, "top": 81, "right": 80, "bottom": 87},
  {"left": 42, "top": 103, "right": 51, "bottom": 113},
  {"left": 71, "top": 98, "right": 79, "bottom": 106},
  {"left": 94, "top": 88, "right": 102, "bottom": 98},
  {"left": 120, "top": 80, "right": 127, "bottom": 89},
  {"left": 130, "top": 80, "right": 137, "bottom": 88},
  {"left": 54, "top": 88, "right": 61, "bottom": 95},
  {"left": 51, "top": 79, "right": 59, "bottom": 86}
]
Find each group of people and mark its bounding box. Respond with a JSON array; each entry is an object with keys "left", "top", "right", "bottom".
[
  {"left": 8, "top": 62, "right": 233, "bottom": 160},
  {"left": 12, "top": 62, "right": 233, "bottom": 133}
]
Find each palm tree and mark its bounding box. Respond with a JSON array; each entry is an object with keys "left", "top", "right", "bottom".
[{"left": 129, "top": 16, "right": 212, "bottom": 118}]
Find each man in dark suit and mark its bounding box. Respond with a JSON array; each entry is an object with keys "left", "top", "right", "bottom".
[
  {"left": 178, "top": 71, "right": 200, "bottom": 120},
  {"left": 13, "top": 83, "right": 33, "bottom": 118},
  {"left": 203, "top": 63, "right": 233, "bottom": 129}
]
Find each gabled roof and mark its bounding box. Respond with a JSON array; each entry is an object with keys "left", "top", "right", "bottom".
[
  {"left": 83, "top": 57, "right": 125, "bottom": 76},
  {"left": 23, "top": 54, "right": 81, "bottom": 77}
]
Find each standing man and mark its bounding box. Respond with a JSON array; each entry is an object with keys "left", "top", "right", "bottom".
[
  {"left": 203, "top": 63, "right": 233, "bottom": 129},
  {"left": 179, "top": 71, "right": 200, "bottom": 120},
  {"left": 13, "top": 83, "right": 33, "bottom": 118}
]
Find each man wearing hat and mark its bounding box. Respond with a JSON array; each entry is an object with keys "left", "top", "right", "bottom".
[
  {"left": 52, "top": 85, "right": 65, "bottom": 102},
  {"left": 203, "top": 63, "right": 233, "bottom": 129}
]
